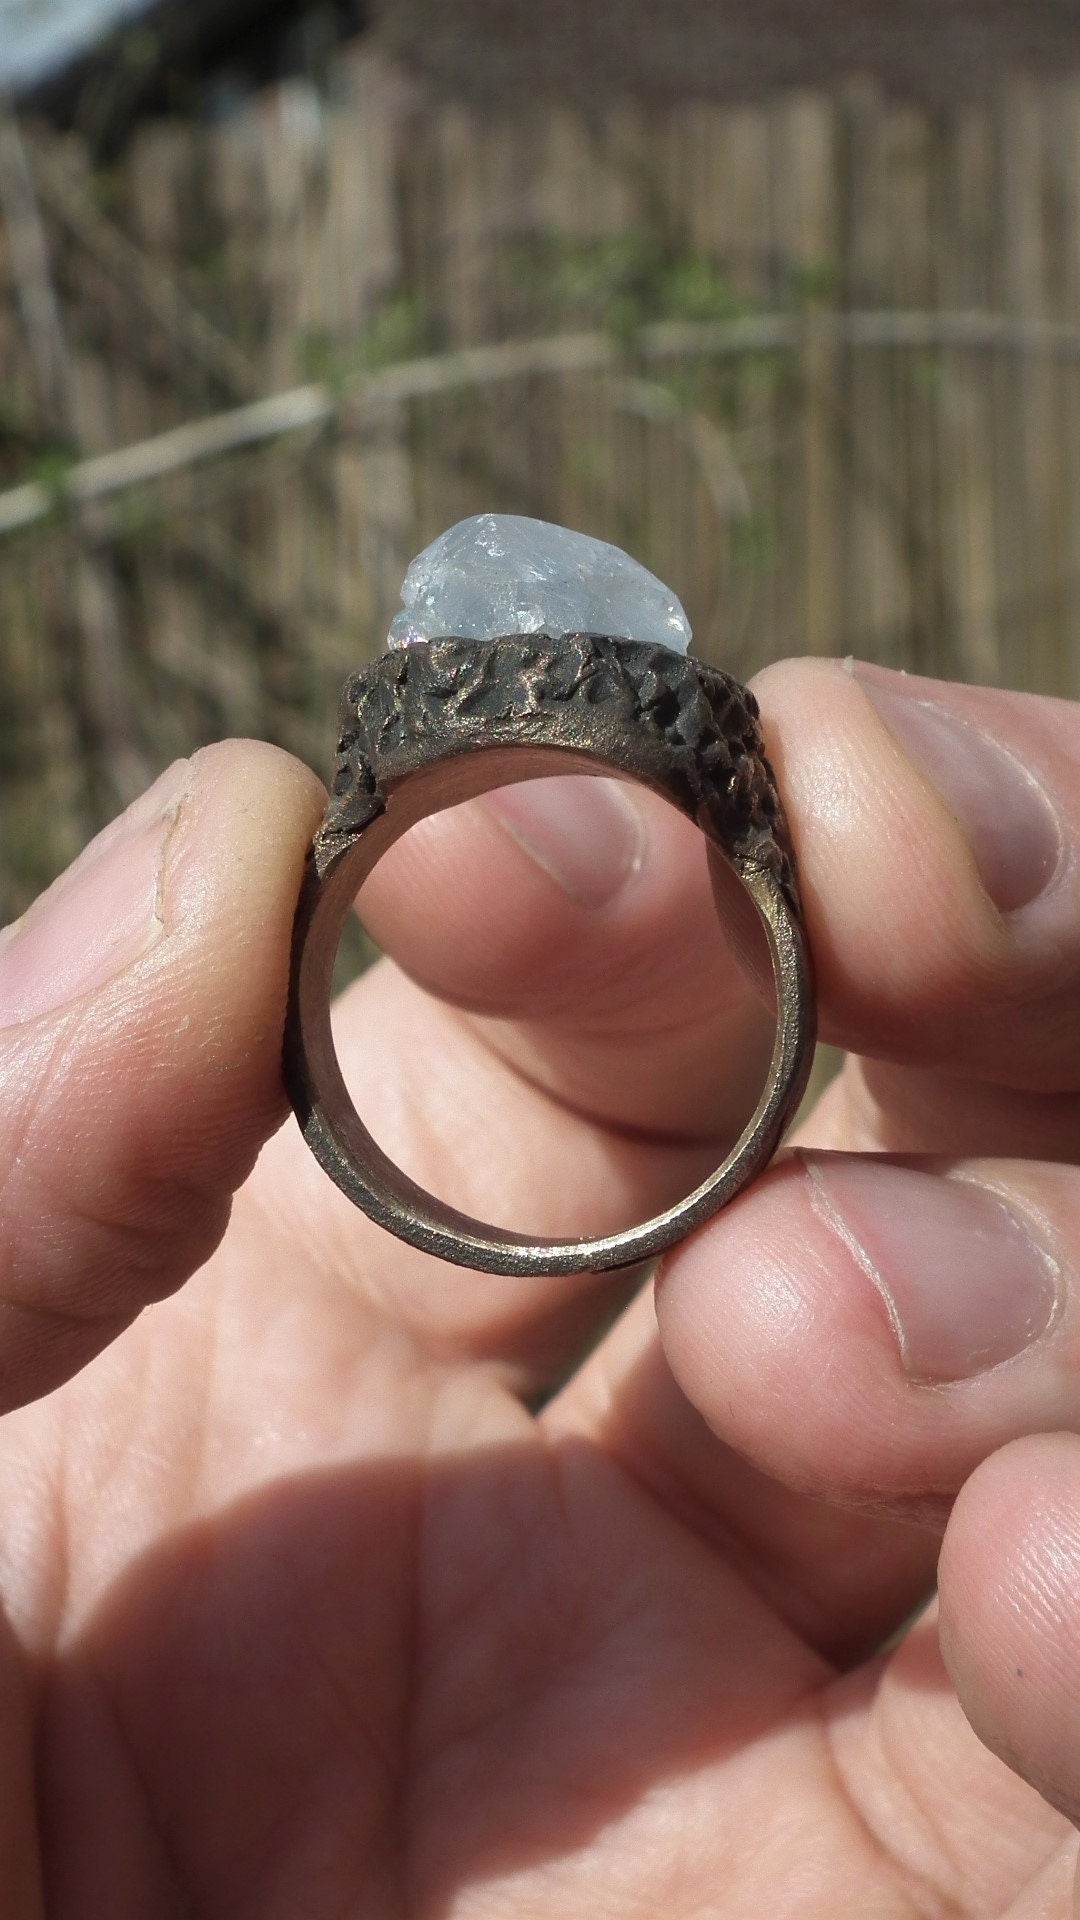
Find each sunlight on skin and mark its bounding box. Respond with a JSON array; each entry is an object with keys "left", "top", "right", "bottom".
[{"left": 0, "top": 659, "right": 1079, "bottom": 1915}]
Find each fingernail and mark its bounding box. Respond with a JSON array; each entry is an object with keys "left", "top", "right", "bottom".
[
  {"left": 804, "top": 1153, "right": 1061, "bottom": 1383},
  {"left": 482, "top": 774, "right": 645, "bottom": 909},
  {"left": 0, "top": 760, "right": 191, "bottom": 1028},
  {"left": 852, "top": 665, "right": 1062, "bottom": 912}
]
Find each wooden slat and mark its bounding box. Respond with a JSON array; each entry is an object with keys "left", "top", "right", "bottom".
[{"left": 3, "top": 57, "right": 1080, "bottom": 921}]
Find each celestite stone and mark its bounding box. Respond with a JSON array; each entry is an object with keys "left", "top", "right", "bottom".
[{"left": 387, "top": 513, "right": 692, "bottom": 655}]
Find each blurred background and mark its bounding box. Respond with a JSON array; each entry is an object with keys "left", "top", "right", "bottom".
[{"left": 2, "top": 0, "right": 1080, "bottom": 926}]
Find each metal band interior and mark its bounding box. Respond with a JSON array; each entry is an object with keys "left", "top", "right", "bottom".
[{"left": 286, "top": 745, "right": 815, "bottom": 1277}]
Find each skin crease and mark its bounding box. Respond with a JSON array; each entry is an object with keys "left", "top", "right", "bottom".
[{"left": 1, "top": 663, "right": 1080, "bottom": 1916}]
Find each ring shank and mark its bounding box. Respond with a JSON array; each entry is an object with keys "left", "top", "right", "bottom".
[
  {"left": 282, "top": 641, "right": 810, "bottom": 1274},
  {"left": 284, "top": 635, "right": 815, "bottom": 1276}
]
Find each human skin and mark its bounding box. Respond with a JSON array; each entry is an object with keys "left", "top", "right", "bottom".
[{"left": 0, "top": 656, "right": 1079, "bottom": 1917}]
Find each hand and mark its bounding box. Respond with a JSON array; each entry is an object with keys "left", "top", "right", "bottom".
[{"left": 1, "top": 658, "right": 1078, "bottom": 1918}]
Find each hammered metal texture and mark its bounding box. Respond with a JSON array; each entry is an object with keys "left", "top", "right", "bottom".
[{"left": 314, "top": 633, "right": 799, "bottom": 907}]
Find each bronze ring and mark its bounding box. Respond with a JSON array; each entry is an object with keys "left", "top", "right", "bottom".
[{"left": 284, "top": 633, "right": 816, "bottom": 1276}]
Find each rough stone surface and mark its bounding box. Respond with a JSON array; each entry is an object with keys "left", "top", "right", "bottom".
[{"left": 387, "top": 512, "right": 692, "bottom": 654}]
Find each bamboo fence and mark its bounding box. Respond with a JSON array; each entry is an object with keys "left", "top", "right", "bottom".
[{"left": 2, "top": 45, "right": 1080, "bottom": 919}]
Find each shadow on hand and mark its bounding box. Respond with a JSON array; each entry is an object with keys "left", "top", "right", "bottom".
[{"left": 37, "top": 1431, "right": 831, "bottom": 1915}]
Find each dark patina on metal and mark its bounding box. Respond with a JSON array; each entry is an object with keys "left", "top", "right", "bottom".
[{"left": 284, "top": 634, "right": 815, "bottom": 1276}]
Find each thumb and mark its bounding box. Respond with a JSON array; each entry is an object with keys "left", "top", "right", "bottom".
[
  {"left": 0, "top": 742, "right": 323, "bottom": 1413},
  {"left": 939, "top": 1433, "right": 1080, "bottom": 1836}
]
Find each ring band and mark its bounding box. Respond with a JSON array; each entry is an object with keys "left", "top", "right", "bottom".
[{"left": 284, "top": 633, "right": 816, "bottom": 1276}]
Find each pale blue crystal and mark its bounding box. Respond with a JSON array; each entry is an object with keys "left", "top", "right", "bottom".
[{"left": 387, "top": 513, "right": 692, "bottom": 654}]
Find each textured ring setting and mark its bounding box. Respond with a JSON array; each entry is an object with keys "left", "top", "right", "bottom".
[{"left": 284, "top": 517, "right": 816, "bottom": 1276}]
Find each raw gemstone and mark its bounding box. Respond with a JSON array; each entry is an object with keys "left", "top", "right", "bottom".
[{"left": 387, "top": 513, "right": 692, "bottom": 654}]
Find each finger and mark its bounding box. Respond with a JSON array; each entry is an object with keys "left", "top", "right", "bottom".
[
  {"left": 743, "top": 661, "right": 1080, "bottom": 1208},
  {"left": 807, "top": 1053, "right": 1080, "bottom": 1165},
  {"left": 356, "top": 659, "right": 1080, "bottom": 1155},
  {"left": 939, "top": 1432, "right": 1080, "bottom": 1833},
  {"left": 751, "top": 658, "right": 1075, "bottom": 1092},
  {"left": 543, "top": 1280, "right": 938, "bottom": 1664},
  {"left": 357, "top": 772, "right": 775, "bottom": 1142},
  {"left": 825, "top": 1604, "right": 1075, "bottom": 1916},
  {"left": 552, "top": 1148, "right": 1080, "bottom": 1660},
  {"left": 0, "top": 743, "right": 323, "bottom": 1413},
  {"left": 349, "top": 659, "right": 1080, "bottom": 1237}
]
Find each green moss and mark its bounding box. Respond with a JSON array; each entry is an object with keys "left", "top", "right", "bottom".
[
  {"left": 790, "top": 257, "right": 840, "bottom": 307},
  {"left": 501, "top": 233, "right": 748, "bottom": 340},
  {"left": 298, "top": 296, "right": 429, "bottom": 389},
  {"left": 730, "top": 512, "right": 777, "bottom": 575}
]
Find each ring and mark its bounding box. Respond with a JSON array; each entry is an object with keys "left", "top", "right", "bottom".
[{"left": 284, "top": 525, "right": 815, "bottom": 1277}]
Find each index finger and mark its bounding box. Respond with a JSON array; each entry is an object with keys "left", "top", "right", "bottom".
[
  {"left": 756, "top": 658, "right": 1073, "bottom": 1089},
  {"left": 361, "top": 656, "right": 1076, "bottom": 1122}
]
